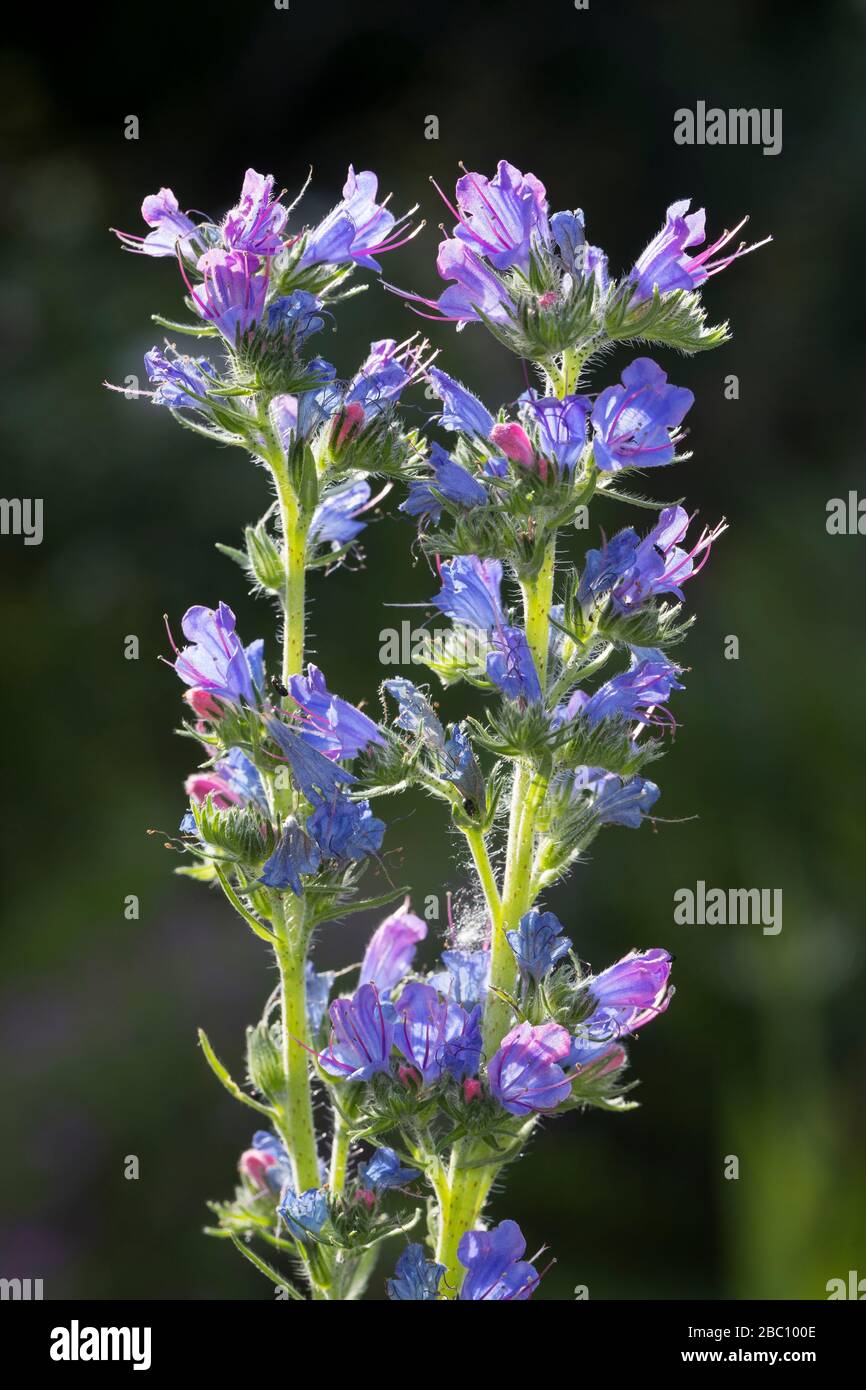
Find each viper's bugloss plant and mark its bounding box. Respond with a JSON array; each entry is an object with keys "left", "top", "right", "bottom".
[{"left": 111, "top": 160, "right": 768, "bottom": 1300}]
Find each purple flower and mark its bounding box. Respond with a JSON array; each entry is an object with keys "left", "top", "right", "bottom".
[
  {"left": 589, "top": 947, "right": 672, "bottom": 1021},
  {"left": 358, "top": 1147, "right": 420, "bottom": 1192},
  {"left": 605, "top": 507, "right": 727, "bottom": 614},
  {"left": 223, "top": 168, "right": 288, "bottom": 258},
  {"left": 567, "top": 652, "right": 685, "bottom": 730},
  {"left": 429, "top": 949, "right": 490, "bottom": 1007},
  {"left": 300, "top": 166, "right": 418, "bottom": 272},
  {"left": 310, "top": 478, "right": 373, "bottom": 548},
  {"left": 112, "top": 187, "right": 199, "bottom": 258},
  {"left": 387, "top": 1244, "right": 445, "bottom": 1301},
  {"left": 486, "top": 626, "right": 542, "bottom": 704},
  {"left": 631, "top": 200, "right": 770, "bottom": 304},
  {"left": 265, "top": 718, "right": 357, "bottom": 800},
  {"left": 433, "top": 555, "right": 504, "bottom": 629},
  {"left": 458, "top": 1220, "right": 541, "bottom": 1301},
  {"left": 189, "top": 250, "right": 268, "bottom": 341},
  {"left": 522, "top": 393, "right": 591, "bottom": 475},
  {"left": 487, "top": 1021, "right": 573, "bottom": 1116},
  {"left": 307, "top": 791, "right": 385, "bottom": 862},
  {"left": 319, "top": 983, "right": 394, "bottom": 1082},
  {"left": 345, "top": 338, "right": 419, "bottom": 415},
  {"left": 571, "top": 949, "right": 673, "bottom": 1066},
  {"left": 426, "top": 367, "right": 494, "bottom": 437},
  {"left": 393, "top": 983, "right": 480, "bottom": 1085},
  {"left": 591, "top": 358, "right": 694, "bottom": 474},
  {"left": 359, "top": 903, "right": 427, "bottom": 993},
  {"left": 143, "top": 346, "right": 217, "bottom": 410},
  {"left": 400, "top": 443, "right": 488, "bottom": 523},
  {"left": 444, "top": 160, "right": 550, "bottom": 273},
  {"left": 260, "top": 818, "right": 321, "bottom": 896},
  {"left": 170, "top": 602, "right": 263, "bottom": 706},
  {"left": 506, "top": 909, "right": 572, "bottom": 981},
  {"left": 279, "top": 1187, "right": 329, "bottom": 1243},
  {"left": 430, "top": 239, "right": 515, "bottom": 325},
  {"left": 286, "top": 664, "right": 384, "bottom": 760}
]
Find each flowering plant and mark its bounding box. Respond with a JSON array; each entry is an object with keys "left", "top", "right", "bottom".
[{"left": 112, "top": 161, "right": 767, "bottom": 1299}]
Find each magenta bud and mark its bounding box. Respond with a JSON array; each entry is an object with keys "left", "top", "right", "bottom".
[
  {"left": 331, "top": 400, "right": 366, "bottom": 450},
  {"left": 463, "top": 1078, "right": 483, "bottom": 1103},
  {"left": 184, "top": 687, "right": 223, "bottom": 720},
  {"left": 397, "top": 1064, "right": 422, "bottom": 1089},
  {"left": 184, "top": 772, "right": 239, "bottom": 810},
  {"left": 239, "top": 1149, "right": 276, "bottom": 1191},
  {"left": 490, "top": 422, "right": 535, "bottom": 469},
  {"left": 356, "top": 1187, "right": 376, "bottom": 1210}
]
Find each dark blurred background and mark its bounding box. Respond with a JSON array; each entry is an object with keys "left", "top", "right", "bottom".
[{"left": 1, "top": 0, "right": 864, "bottom": 1301}]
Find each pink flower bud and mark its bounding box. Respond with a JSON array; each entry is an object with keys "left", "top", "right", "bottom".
[
  {"left": 490, "top": 422, "right": 535, "bottom": 469},
  {"left": 184, "top": 772, "right": 239, "bottom": 810},
  {"left": 331, "top": 400, "right": 365, "bottom": 450},
  {"left": 184, "top": 687, "right": 224, "bottom": 720},
  {"left": 397, "top": 1064, "right": 422, "bottom": 1089},
  {"left": 356, "top": 1187, "right": 376, "bottom": 1210},
  {"left": 463, "top": 1078, "right": 483, "bottom": 1104},
  {"left": 239, "top": 1149, "right": 276, "bottom": 1191}
]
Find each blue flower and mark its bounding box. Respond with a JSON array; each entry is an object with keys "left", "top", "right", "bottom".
[
  {"left": 427, "top": 367, "right": 494, "bottom": 436},
  {"left": 506, "top": 909, "right": 572, "bottom": 981},
  {"left": 393, "top": 982, "right": 481, "bottom": 1085},
  {"left": 550, "top": 209, "right": 608, "bottom": 292},
  {"left": 307, "top": 792, "right": 385, "bottom": 862},
  {"left": 265, "top": 718, "right": 357, "bottom": 801},
  {"left": 566, "top": 652, "right": 685, "bottom": 730},
  {"left": 521, "top": 393, "right": 591, "bottom": 475},
  {"left": 387, "top": 1244, "right": 445, "bottom": 1301},
  {"left": 345, "top": 338, "right": 417, "bottom": 415},
  {"left": 591, "top": 358, "right": 693, "bottom": 474},
  {"left": 267, "top": 290, "right": 324, "bottom": 344},
  {"left": 458, "top": 1219, "right": 541, "bottom": 1301},
  {"left": 305, "top": 962, "right": 335, "bottom": 1035},
  {"left": 432, "top": 555, "right": 503, "bottom": 629},
  {"left": 428, "top": 949, "right": 490, "bottom": 1007},
  {"left": 260, "top": 818, "right": 321, "bottom": 896},
  {"left": 400, "top": 443, "right": 488, "bottom": 523},
  {"left": 358, "top": 1147, "right": 420, "bottom": 1192},
  {"left": 319, "top": 983, "right": 394, "bottom": 1082},
  {"left": 486, "top": 626, "right": 542, "bottom": 704},
  {"left": 286, "top": 664, "right": 384, "bottom": 761},
  {"left": 442, "top": 724, "right": 485, "bottom": 808},
  {"left": 384, "top": 678, "right": 447, "bottom": 748},
  {"left": 279, "top": 1187, "right": 329, "bottom": 1243},
  {"left": 144, "top": 346, "right": 217, "bottom": 410},
  {"left": 309, "top": 478, "right": 373, "bottom": 548}
]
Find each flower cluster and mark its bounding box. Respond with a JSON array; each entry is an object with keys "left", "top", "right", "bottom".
[{"left": 115, "top": 159, "right": 766, "bottom": 1301}]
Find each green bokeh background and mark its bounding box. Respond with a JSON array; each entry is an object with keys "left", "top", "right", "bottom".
[{"left": 1, "top": 0, "right": 864, "bottom": 1300}]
